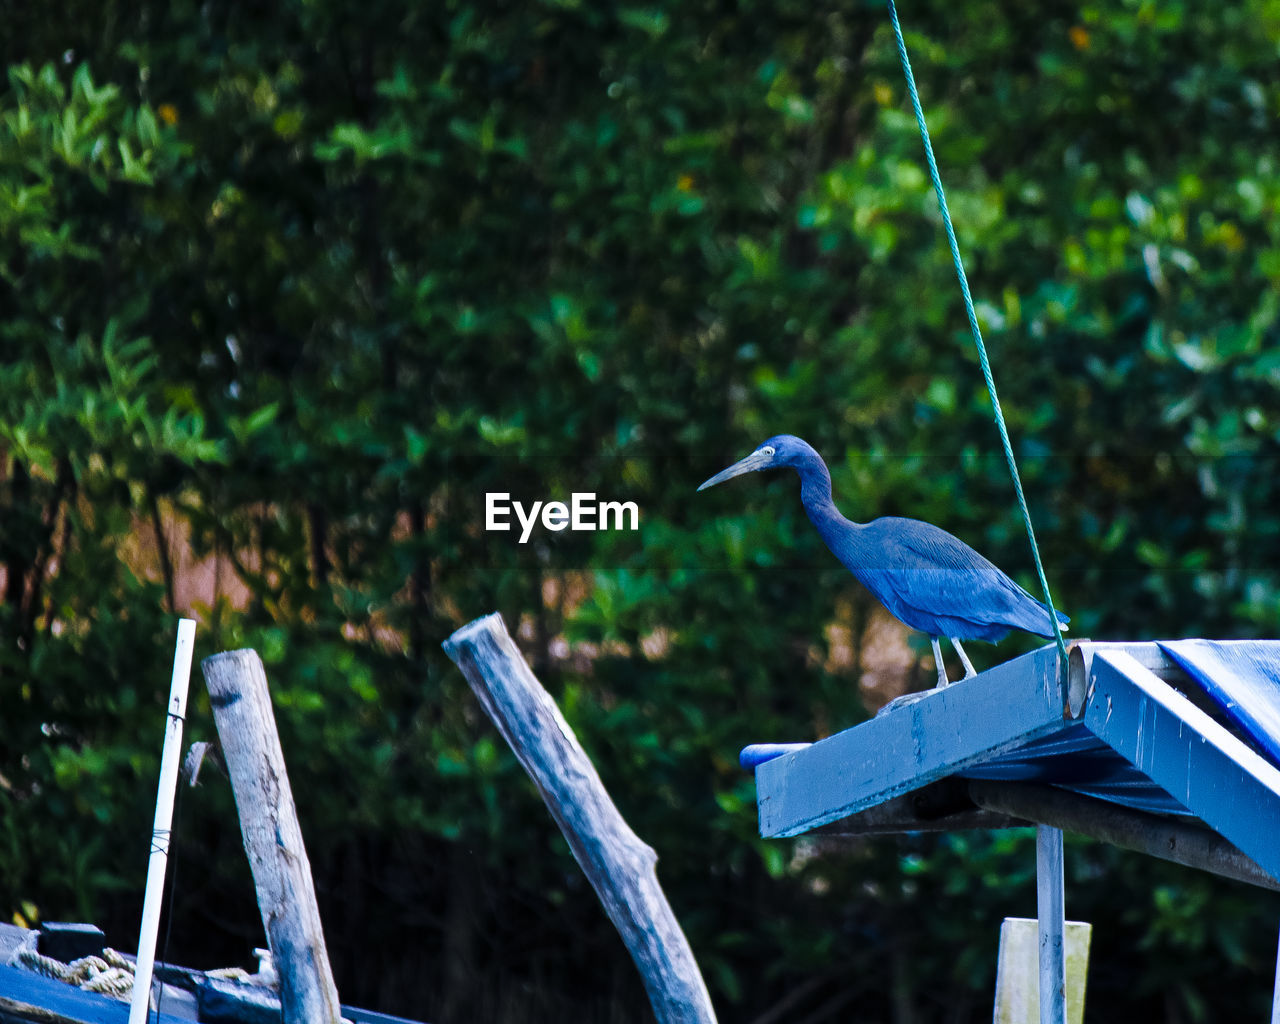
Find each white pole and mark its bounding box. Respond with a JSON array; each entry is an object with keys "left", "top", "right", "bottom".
[
  {"left": 128, "top": 618, "right": 196, "bottom": 1024},
  {"left": 1270, "top": 921, "right": 1280, "bottom": 1024},
  {"left": 1037, "top": 824, "right": 1067, "bottom": 1024}
]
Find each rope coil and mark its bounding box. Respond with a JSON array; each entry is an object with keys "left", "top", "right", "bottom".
[
  {"left": 7, "top": 940, "right": 137, "bottom": 1002},
  {"left": 886, "top": 0, "right": 1070, "bottom": 668}
]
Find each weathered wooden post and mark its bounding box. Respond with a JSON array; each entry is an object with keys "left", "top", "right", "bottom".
[
  {"left": 994, "top": 917, "right": 1091, "bottom": 1024},
  {"left": 443, "top": 613, "right": 717, "bottom": 1024},
  {"left": 202, "top": 649, "right": 344, "bottom": 1024}
]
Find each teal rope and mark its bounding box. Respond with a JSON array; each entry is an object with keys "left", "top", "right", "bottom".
[{"left": 886, "top": 0, "right": 1070, "bottom": 667}]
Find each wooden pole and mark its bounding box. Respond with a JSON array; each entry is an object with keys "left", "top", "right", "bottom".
[
  {"left": 201, "top": 649, "right": 344, "bottom": 1024},
  {"left": 994, "top": 917, "right": 1091, "bottom": 1024},
  {"left": 442, "top": 613, "right": 717, "bottom": 1024},
  {"left": 1036, "top": 825, "right": 1066, "bottom": 1024},
  {"left": 969, "top": 780, "right": 1280, "bottom": 891}
]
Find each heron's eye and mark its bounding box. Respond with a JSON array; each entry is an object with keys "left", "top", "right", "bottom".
[{"left": 761, "top": 446, "right": 775, "bottom": 456}]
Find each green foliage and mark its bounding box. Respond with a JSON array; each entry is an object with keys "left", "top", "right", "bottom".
[{"left": 3, "top": 2, "right": 1280, "bottom": 1022}]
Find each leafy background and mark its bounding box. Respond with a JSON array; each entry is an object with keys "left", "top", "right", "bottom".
[{"left": 3, "top": 0, "right": 1280, "bottom": 1021}]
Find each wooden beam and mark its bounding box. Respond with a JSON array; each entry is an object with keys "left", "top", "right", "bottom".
[
  {"left": 1069, "top": 641, "right": 1238, "bottom": 729},
  {"left": 442, "top": 613, "right": 716, "bottom": 1024},
  {"left": 754, "top": 644, "right": 1069, "bottom": 838},
  {"left": 1085, "top": 650, "right": 1280, "bottom": 883},
  {"left": 811, "top": 777, "right": 1028, "bottom": 835},
  {"left": 201, "top": 650, "right": 344, "bottom": 1024},
  {"left": 969, "top": 781, "right": 1280, "bottom": 891}
]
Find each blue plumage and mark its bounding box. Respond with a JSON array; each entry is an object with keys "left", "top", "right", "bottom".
[{"left": 699, "top": 434, "right": 1068, "bottom": 686}]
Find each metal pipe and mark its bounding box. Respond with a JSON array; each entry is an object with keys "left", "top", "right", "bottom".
[
  {"left": 1036, "top": 825, "right": 1066, "bottom": 1024},
  {"left": 129, "top": 619, "right": 196, "bottom": 1024},
  {"left": 1271, "top": 922, "right": 1280, "bottom": 1024}
]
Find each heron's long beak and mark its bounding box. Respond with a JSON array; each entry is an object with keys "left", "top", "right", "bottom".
[{"left": 697, "top": 450, "right": 772, "bottom": 491}]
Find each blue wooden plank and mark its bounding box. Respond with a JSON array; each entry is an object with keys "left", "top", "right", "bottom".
[
  {"left": 756, "top": 645, "right": 1068, "bottom": 838},
  {"left": 1158, "top": 639, "right": 1280, "bottom": 765},
  {"left": 960, "top": 723, "right": 1195, "bottom": 816},
  {"left": 1085, "top": 650, "right": 1280, "bottom": 882},
  {"left": 740, "top": 743, "right": 810, "bottom": 769},
  {"left": 0, "top": 963, "right": 186, "bottom": 1024},
  {"left": 0, "top": 963, "right": 431, "bottom": 1024},
  {"left": 341, "top": 1005, "right": 432, "bottom": 1024}
]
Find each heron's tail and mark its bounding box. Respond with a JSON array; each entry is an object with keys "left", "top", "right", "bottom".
[{"left": 1033, "top": 601, "right": 1070, "bottom": 636}]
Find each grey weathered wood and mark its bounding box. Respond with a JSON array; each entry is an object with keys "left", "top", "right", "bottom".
[
  {"left": 201, "top": 649, "right": 344, "bottom": 1024},
  {"left": 994, "top": 918, "right": 1091, "bottom": 1024},
  {"left": 969, "top": 780, "right": 1280, "bottom": 891},
  {"left": 812, "top": 777, "right": 1028, "bottom": 835},
  {"left": 442, "top": 613, "right": 717, "bottom": 1024}
]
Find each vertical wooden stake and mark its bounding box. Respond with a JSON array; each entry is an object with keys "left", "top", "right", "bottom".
[
  {"left": 1036, "top": 825, "right": 1066, "bottom": 1024},
  {"left": 202, "top": 649, "right": 344, "bottom": 1024},
  {"left": 994, "top": 917, "right": 1090, "bottom": 1024},
  {"left": 443, "top": 613, "right": 717, "bottom": 1024}
]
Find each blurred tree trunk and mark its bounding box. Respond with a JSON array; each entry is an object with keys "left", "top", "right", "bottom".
[
  {"left": 149, "top": 490, "right": 176, "bottom": 613},
  {"left": 4, "top": 459, "right": 30, "bottom": 618},
  {"left": 407, "top": 500, "right": 431, "bottom": 661},
  {"left": 890, "top": 937, "right": 916, "bottom": 1024},
  {"left": 441, "top": 839, "right": 479, "bottom": 1020},
  {"left": 308, "top": 503, "right": 330, "bottom": 588},
  {"left": 3, "top": 457, "right": 71, "bottom": 650}
]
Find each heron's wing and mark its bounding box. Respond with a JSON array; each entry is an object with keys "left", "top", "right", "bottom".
[{"left": 855, "top": 519, "right": 1065, "bottom": 637}]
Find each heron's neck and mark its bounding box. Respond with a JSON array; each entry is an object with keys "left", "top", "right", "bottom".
[
  {"left": 796, "top": 456, "right": 836, "bottom": 516},
  {"left": 791, "top": 452, "right": 872, "bottom": 577},
  {"left": 796, "top": 455, "right": 864, "bottom": 548}
]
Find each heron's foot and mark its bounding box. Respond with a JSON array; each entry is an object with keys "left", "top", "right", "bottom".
[{"left": 876, "top": 687, "right": 941, "bottom": 717}]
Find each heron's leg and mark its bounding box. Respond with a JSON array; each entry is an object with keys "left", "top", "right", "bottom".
[
  {"left": 931, "top": 636, "right": 950, "bottom": 688},
  {"left": 950, "top": 637, "right": 978, "bottom": 679},
  {"left": 876, "top": 637, "right": 949, "bottom": 717}
]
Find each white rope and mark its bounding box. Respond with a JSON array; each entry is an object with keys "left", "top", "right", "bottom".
[
  {"left": 7, "top": 941, "right": 137, "bottom": 1003},
  {"left": 7, "top": 931, "right": 280, "bottom": 1007}
]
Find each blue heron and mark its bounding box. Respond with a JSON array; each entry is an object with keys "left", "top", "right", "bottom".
[{"left": 698, "top": 434, "right": 1068, "bottom": 690}]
